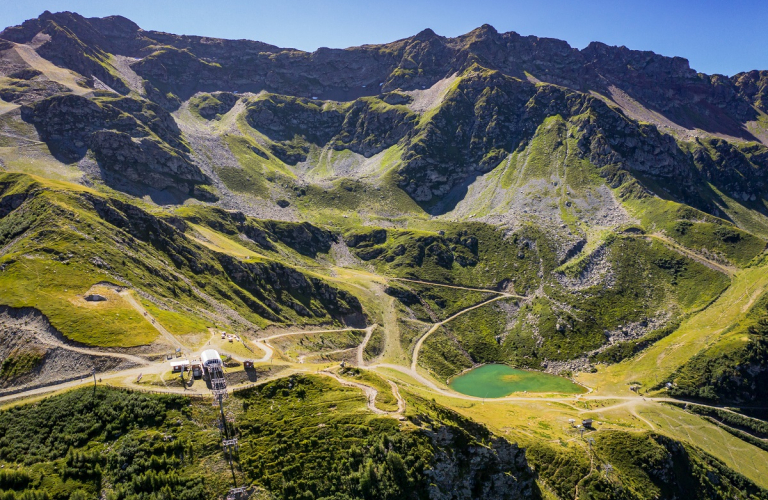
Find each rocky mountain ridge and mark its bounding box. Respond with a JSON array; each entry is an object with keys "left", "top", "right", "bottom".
[
  {"left": 2, "top": 11, "right": 766, "bottom": 133},
  {"left": 1, "top": 11, "right": 766, "bottom": 214}
]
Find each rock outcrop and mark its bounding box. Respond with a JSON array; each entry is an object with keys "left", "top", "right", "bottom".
[{"left": 21, "top": 94, "right": 215, "bottom": 200}]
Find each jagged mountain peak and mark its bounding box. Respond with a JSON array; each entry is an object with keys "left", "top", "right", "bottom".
[
  {"left": 412, "top": 27, "right": 440, "bottom": 41},
  {"left": 5, "top": 9, "right": 759, "bottom": 138}
]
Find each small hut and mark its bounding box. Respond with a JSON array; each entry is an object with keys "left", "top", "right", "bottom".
[{"left": 170, "top": 359, "right": 190, "bottom": 373}]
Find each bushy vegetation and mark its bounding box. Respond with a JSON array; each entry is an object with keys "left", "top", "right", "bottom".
[
  {"left": 0, "top": 388, "right": 184, "bottom": 463},
  {"left": 590, "top": 320, "right": 682, "bottom": 364},
  {"left": 236, "top": 375, "right": 537, "bottom": 500},
  {"left": 339, "top": 366, "right": 399, "bottom": 411},
  {"left": 538, "top": 237, "right": 727, "bottom": 361},
  {"left": 440, "top": 298, "right": 515, "bottom": 366},
  {"left": 0, "top": 375, "right": 764, "bottom": 500},
  {"left": 243, "top": 93, "right": 416, "bottom": 167},
  {"left": 175, "top": 204, "right": 336, "bottom": 259},
  {"left": 271, "top": 329, "right": 365, "bottom": 359},
  {"left": 387, "top": 281, "right": 495, "bottom": 321},
  {"left": 526, "top": 442, "right": 591, "bottom": 499},
  {"left": 6, "top": 22, "right": 768, "bottom": 500},
  {"left": 363, "top": 326, "right": 386, "bottom": 361},
  {"left": 188, "top": 92, "right": 238, "bottom": 120},
  {"left": 0, "top": 387, "right": 214, "bottom": 500},
  {"left": 529, "top": 431, "right": 768, "bottom": 500},
  {"left": 345, "top": 222, "right": 546, "bottom": 290},
  {"left": 295, "top": 176, "right": 423, "bottom": 221},
  {"left": 666, "top": 402, "right": 768, "bottom": 452},
  {"left": 0, "top": 349, "right": 45, "bottom": 381},
  {"left": 677, "top": 405, "right": 768, "bottom": 438},
  {"left": 396, "top": 316, "right": 429, "bottom": 358},
  {"left": 419, "top": 328, "right": 473, "bottom": 379},
  {"left": 595, "top": 431, "right": 768, "bottom": 499},
  {"left": 415, "top": 233, "right": 728, "bottom": 377},
  {"left": 626, "top": 197, "right": 767, "bottom": 267}
]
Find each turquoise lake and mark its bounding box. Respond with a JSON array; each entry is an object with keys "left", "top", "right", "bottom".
[{"left": 448, "top": 364, "right": 586, "bottom": 398}]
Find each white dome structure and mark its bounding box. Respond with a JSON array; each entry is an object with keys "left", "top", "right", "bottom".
[{"left": 200, "top": 349, "right": 222, "bottom": 368}]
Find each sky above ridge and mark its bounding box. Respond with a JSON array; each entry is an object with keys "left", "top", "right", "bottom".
[{"left": 2, "top": 0, "right": 766, "bottom": 76}]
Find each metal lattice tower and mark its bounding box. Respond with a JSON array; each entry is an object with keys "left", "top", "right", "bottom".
[
  {"left": 209, "top": 365, "right": 228, "bottom": 405},
  {"left": 208, "top": 361, "right": 243, "bottom": 496},
  {"left": 222, "top": 438, "right": 239, "bottom": 451}
]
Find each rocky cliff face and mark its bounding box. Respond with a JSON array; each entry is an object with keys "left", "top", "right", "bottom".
[
  {"left": 410, "top": 398, "right": 538, "bottom": 500},
  {"left": 425, "top": 424, "right": 534, "bottom": 500},
  {"left": 20, "top": 94, "right": 215, "bottom": 200},
  {"left": 1, "top": 10, "right": 767, "bottom": 214},
  {"left": 3, "top": 11, "right": 764, "bottom": 133}
]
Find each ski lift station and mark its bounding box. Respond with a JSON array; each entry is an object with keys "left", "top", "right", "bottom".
[{"left": 201, "top": 349, "right": 223, "bottom": 370}]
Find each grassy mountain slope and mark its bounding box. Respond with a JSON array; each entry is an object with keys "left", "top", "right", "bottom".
[
  {"left": 0, "top": 379, "right": 541, "bottom": 500},
  {"left": 0, "top": 173, "right": 363, "bottom": 347}
]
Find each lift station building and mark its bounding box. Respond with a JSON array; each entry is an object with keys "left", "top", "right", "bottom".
[{"left": 201, "top": 349, "right": 223, "bottom": 370}]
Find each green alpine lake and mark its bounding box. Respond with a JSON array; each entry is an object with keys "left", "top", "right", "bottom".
[{"left": 448, "top": 364, "right": 586, "bottom": 398}]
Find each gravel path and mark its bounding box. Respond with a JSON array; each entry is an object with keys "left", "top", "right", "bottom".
[
  {"left": 409, "top": 295, "right": 515, "bottom": 372},
  {"left": 119, "top": 290, "right": 184, "bottom": 349},
  {"left": 319, "top": 369, "right": 404, "bottom": 417}
]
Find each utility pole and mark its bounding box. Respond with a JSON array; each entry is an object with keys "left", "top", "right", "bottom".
[
  {"left": 217, "top": 394, "right": 238, "bottom": 486},
  {"left": 210, "top": 363, "right": 241, "bottom": 497}
]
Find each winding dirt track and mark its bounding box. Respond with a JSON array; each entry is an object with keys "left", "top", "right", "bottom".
[
  {"left": 31, "top": 330, "right": 149, "bottom": 366},
  {"left": 632, "top": 234, "right": 736, "bottom": 277},
  {"left": 409, "top": 294, "right": 518, "bottom": 372},
  {"left": 257, "top": 327, "right": 369, "bottom": 343},
  {"left": 357, "top": 326, "right": 375, "bottom": 366},
  {"left": 390, "top": 277, "right": 516, "bottom": 294},
  {"left": 299, "top": 347, "right": 355, "bottom": 363},
  {"left": 253, "top": 341, "right": 273, "bottom": 363},
  {"left": 319, "top": 369, "right": 404, "bottom": 416},
  {"left": 382, "top": 277, "right": 527, "bottom": 372},
  {"left": 253, "top": 326, "right": 376, "bottom": 364},
  {"left": 0, "top": 309, "right": 150, "bottom": 375},
  {"left": 0, "top": 279, "right": 517, "bottom": 408}
]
